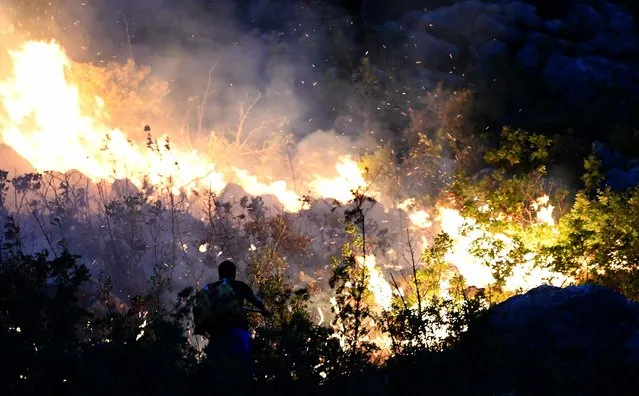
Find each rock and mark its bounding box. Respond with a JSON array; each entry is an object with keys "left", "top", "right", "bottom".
[
  {"left": 585, "top": 31, "right": 639, "bottom": 57},
  {"left": 593, "top": 141, "right": 625, "bottom": 168},
  {"left": 624, "top": 330, "right": 639, "bottom": 363},
  {"left": 501, "top": 1, "right": 543, "bottom": 28},
  {"left": 516, "top": 32, "right": 562, "bottom": 68},
  {"left": 474, "top": 13, "right": 522, "bottom": 42},
  {"left": 487, "top": 285, "right": 639, "bottom": 363},
  {"left": 390, "top": 0, "right": 639, "bottom": 140},
  {"left": 412, "top": 1, "right": 486, "bottom": 40},
  {"left": 544, "top": 54, "right": 636, "bottom": 98},
  {"left": 609, "top": 10, "right": 636, "bottom": 35},
  {"left": 479, "top": 40, "right": 508, "bottom": 60},
  {"left": 565, "top": 4, "right": 604, "bottom": 35},
  {"left": 534, "top": 0, "right": 575, "bottom": 19},
  {"left": 544, "top": 19, "right": 565, "bottom": 33}
]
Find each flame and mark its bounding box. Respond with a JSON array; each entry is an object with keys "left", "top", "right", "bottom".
[
  {"left": 398, "top": 198, "right": 432, "bottom": 229},
  {"left": 0, "top": 40, "right": 371, "bottom": 208},
  {"left": 357, "top": 255, "right": 393, "bottom": 311},
  {"left": 309, "top": 156, "right": 371, "bottom": 203},
  {"left": 437, "top": 204, "right": 570, "bottom": 291},
  {"left": 437, "top": 207, "right": 496, "bottom": 288},
  {"left": 232, "top": 167, "right": 303, "bottom": 211},
  {"left": 532, "top": 195, "right": 555, "bottom": 226},
  {"left": 0, "top": 38, "right": 571, "bottom": 311},
  {"left": 0, "top": 40, "right": 227, "bottom": 195}
]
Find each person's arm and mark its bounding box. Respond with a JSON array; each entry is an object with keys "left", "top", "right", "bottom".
[{"left": 240, "top": 282, "right": 272, "bottom": 316}]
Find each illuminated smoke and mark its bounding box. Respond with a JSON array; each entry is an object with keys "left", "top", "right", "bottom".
[
  {"left": 0, "top": 40, "right": 370, "bottom": 210},
  {"left": 0, "top": 38, "right": 572, "bottom": 313}
]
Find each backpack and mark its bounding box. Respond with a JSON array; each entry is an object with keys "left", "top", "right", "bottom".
[{"left": 193, "top": 279, "right": 243, "bottom": 336}]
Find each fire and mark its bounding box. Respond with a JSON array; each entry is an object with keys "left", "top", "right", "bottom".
[
  {"left": 436, "top": 204, "right": 570, "bottom": 291},
  {"left": 357, "top": 255, "right": 393, "bottom": 311},
  {"left": 398, "top": 198, "right": 432, "bottom": 229},
  {"left": 532, "top": 195, "right": 555, "bottom": 226},
  {"left": 309, "top": 155, "right": 372, "bottom": 203},
  {"left": 437, "top": 207, "right": 496, "bottom": 288},
  {"left": 0, "top": 38, "right": 571, "bottom": 314},
  {"left": 232, "top": 167, "right": 302, "bottom": 211},
  {"left": 0, "top": 40, "right": 227, "bottom": 195},
  {"left": 0, "top": 40, "right": 371, "bottom": 208}
]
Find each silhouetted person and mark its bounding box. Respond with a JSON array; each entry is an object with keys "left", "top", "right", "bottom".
[{"left": 193, "top": 259, "right": 271, "bottom": 385}]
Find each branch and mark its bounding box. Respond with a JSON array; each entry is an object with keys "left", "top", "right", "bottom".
[
  {"left": 234, "top": 92, "right": 262, "bottom": 146},
  {"left": 389, "top": 272, "right": 407, "bottom": 310},
  {"left": 405, "top": 229, "right": 427, "bottom": 343},
  {"left": 237, "top": 115, "right": 285, "bottom": 149},
  {"left": 198, "top": 61, "right": 220, "bottom": 135},
  {"left": 123, "top": 13, "right": 134, "bottom": 61},
  {"left": 31, "top": 211, "right": 57, "bottom": 257}
]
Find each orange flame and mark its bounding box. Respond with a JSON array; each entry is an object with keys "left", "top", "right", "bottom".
[
  {"left": 436, "top": 205, "right": 570, "bottom": 291},
  {"left": 0, "top": 38, "right": 572, "bottom": 310},
  {"left": 0, "top": 40, "right": 370, "bottom": 209},
  {"left": 0, "top": 40, "right": 227, "bottom": 194}
]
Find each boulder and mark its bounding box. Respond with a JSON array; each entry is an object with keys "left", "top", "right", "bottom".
[
  {"left": 488, "top": 284, "right": 639, "bottom": 363},
  {"left": 516, "top": 32, "right": 562, "bottom": 68},
  {"left": 474, "top": 13, "right": 522, "bottom": 42},
  {"left": 392, "top": 0, "right": 639, "bottom": 129},
  {"left": 410, "top": 0, "right": 487, "bottom": 40},
  {"left": 501, "top": 1, "right": 543, "bottom": 29}
]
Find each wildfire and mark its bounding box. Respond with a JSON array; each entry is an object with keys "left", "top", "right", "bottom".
[
  {"left": 0, "top": 40, "right": 227, "bottom": 195},
  {"left": 398, "top": 198, "right": 432, "bottom": 229},
  {"left": 532, "top": 195, "right": 555, "bottom": 226},
  {"left": 309, "top": 155, "right": 372, "bottom": 203},
  {"left": 0, "top": 40, "right": 369, "bottom": 209},
  {"left": 0, "top": 38, "right": 572, "bottom": 314},
  {"left": 436, "top": 204, "right": 570, "bottom": 291},
  {"left": 437, "top": 207, "right": 497, "bottom": 288},
  {"left": 357, "top": 255, "right": 393, "bottom": 311},
  {"left": 395, "top": 193, "right": 568, "bottom": 295}
]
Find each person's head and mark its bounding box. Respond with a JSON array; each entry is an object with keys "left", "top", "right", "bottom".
[{"left": 218, "top": 260, "right": 237, "bottom": 280}]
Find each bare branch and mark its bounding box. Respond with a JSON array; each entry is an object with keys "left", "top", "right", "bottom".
[
  {"left": 389, "top": 272, "right": 407, "bottom": 310},
  {"left": 122, "top": 13, "right": 134, "bottom": 61},
  {"left": 234, "top": 92, "right": 262, "bottom": 146},
  {"left": 197, "top": 61, "right": 220, "bottom": 136}
]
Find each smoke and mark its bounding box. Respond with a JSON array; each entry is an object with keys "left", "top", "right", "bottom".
[{"left": 1, "top": 0, "right": 637, "bottom": 310}]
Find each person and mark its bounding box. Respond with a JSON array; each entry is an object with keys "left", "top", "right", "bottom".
[{"left": 193, "top": 260, "right": 271, "bottom": 376}]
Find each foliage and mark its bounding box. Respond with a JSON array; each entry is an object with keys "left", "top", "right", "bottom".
[
  {"left": 243, "top": 200, "right": 312, "bottom": 326},
  {"left": 0, "top": 221, "right": 89, "bottom": 394},
  {"left": 452, "top": 126, "right": 568, "bottom": 224},
  {"left": 328, "top": 190, "right": 379, "bottom": 375},
  {"left": 417, "top": 232, "right": 455, "bottom": 300},
  {"left": 582, "top": 151, "right": 605, "bottom": 194},
  {"left": 547, "top": 187, "right": 639, "bottom": 299},
  {"left": 382, "top": 294, "right": 486, "bottom": 357},
  {"left": 403, "top": 88, "right": 482, "bottom": 203}
]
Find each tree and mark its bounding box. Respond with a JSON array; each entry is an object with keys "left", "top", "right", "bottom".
[
  {"left": 0, "top": 221, "right": 89, "bottom": 394},
  {"left": 547, "top": 187, "right": 639, "bottom": 299},
  {"left": 328, "top": 190, "right": 379, "bottom": 374}
]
